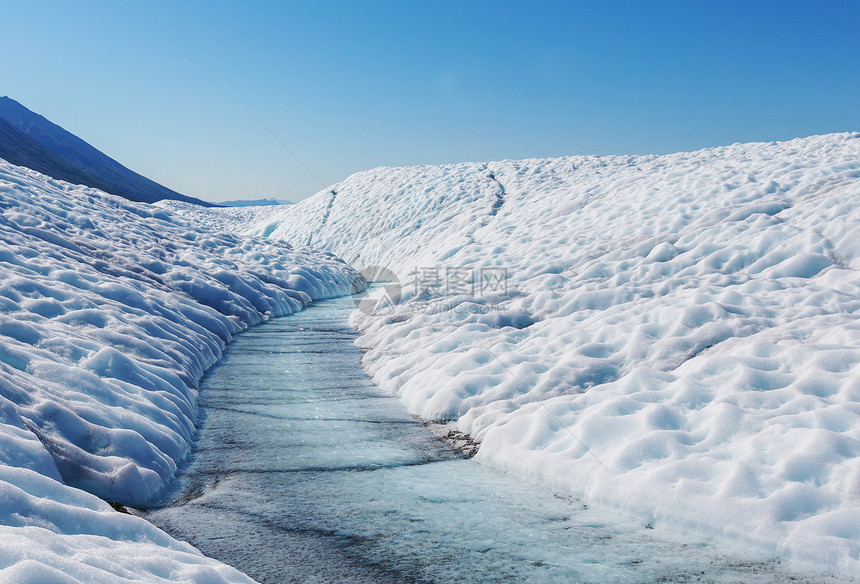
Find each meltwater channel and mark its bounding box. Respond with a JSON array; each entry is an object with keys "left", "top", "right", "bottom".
[{"left": 145, "top": 295, "right": 834, "bottom": 584}]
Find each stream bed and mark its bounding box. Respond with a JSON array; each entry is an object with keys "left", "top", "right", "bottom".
[{"left": 145, "top": 295, "right": 839, "bottom": 584}]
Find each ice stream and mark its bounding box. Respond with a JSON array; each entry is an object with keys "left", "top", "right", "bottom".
[{"left": 145, "top": 296, "right": 839, "bottom": 584}]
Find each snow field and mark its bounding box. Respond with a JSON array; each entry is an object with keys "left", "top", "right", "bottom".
[
  {"left": 0, "top": 466, "right": 256, "bottom": 584},
  {"left": 240, "top": 132, "right": 860, "bottom": 574},
  {"left": 0, "top": 158, "right": 358, "bottom": 582}
]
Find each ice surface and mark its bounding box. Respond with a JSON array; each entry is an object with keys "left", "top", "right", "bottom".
[
  {"left": 200, "top": 132, "right": 860, "bottom": 575},
  {"left": 0, "top": 158, "right": 358, "bottom": 581},
  {"left": 149, "top": 296, "right": 845, "bottom": 583}
]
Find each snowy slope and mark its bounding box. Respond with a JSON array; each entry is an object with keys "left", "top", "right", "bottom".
[
  {"left": 228, "top": 132, "right": 860, "bottom": 574},
  {"left": 0, "top": 158, "right": 358, "bottom": 582},
  {"left": 158, "top": 201, "right": 281, "bottom": 236}
]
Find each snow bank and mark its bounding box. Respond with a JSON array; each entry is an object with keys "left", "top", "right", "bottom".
[
  {"left": 0, "top": 158, "right": 358, "bottom": 582},
  {"left": 237, "top": 133, "right": 860, "bottom": 574},
  {"left": 157, "top": 202, "right": 277, "bottom": 236}
]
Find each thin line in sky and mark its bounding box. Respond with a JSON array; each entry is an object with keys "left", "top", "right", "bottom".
[
  {"left": 249, "top": 111, "right": 328, "bottom": 190},
  {"left": 564, "top": 116, "right": 605, "bottom": 157}
]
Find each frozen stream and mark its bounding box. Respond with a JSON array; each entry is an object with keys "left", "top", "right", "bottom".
[{"left": 145, "top": 296, "right": 838, "bottom": 584}]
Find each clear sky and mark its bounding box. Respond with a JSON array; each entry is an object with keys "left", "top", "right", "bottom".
[{"left": 2, "top": 1, "right": 858, "bottom": 202}]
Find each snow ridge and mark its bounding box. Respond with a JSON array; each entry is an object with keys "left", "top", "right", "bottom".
[
  {"left": 0, "top": 158, "right": 358, "bottom": 582},
  {"left": 486, "top": 169, "right": 505, "bottom": 218},
  {"left": 237, "top": 132, "right": 860, "bottom": 574},
  {"left": 310, "top": 189, "right": 339, "bottom": 246}
]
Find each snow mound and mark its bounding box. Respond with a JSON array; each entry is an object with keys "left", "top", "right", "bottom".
[
  {"left": 157, "top": 201, "right": 278, "bottom": 235},
  {"left": 235, "top": 132, "right": 860, "bottom": 574},
  {"left": 0, "top": 158, "right": 358, "bottom": 582}
]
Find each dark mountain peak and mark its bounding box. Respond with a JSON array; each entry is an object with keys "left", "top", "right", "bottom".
[
  {"left": 0, "top": 97, "right": 214, "bottom": 207},
  {"left": 0, "top": 117, "right": 114, "bottom": 190},
  {"left": 0, "top": 96, "right": 51, "bottom": 134},
  {"left": 0, "top": 95, "right": 35, "bottom": 114}
]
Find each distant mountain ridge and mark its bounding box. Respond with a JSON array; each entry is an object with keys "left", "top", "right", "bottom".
[
  {"left": 220, "top": 198, "right": 295, "bottom": 207},
  {"left": 0, "top": 97, "right": 214, "bottom": 206}
]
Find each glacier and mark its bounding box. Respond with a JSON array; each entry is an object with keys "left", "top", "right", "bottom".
[
  {"left": 0, "top": 158, "right": 357, "bottom": 582},
  {"left": 3, "top": 130, "right": 859, "bottom": 581},
  {"left": 170, "top": 132, "right": 860, "bottom": 575}
]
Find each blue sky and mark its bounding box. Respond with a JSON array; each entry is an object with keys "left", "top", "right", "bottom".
[{"left": 2, "top": 1, "right": 858, "bottom": 202}]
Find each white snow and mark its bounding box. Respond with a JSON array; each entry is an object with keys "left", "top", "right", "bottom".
[
  {"left": 5, "top": 130, "right": 860, "bottom": 580},
  {"left": 225, "top": 132, "right": 860, "bottom": 575},
  {"left": 0, "top": 158, "right": 358, "bottom": 582},
  {"left": 157, "top": 201, "right": 278, "bottom": 236}
]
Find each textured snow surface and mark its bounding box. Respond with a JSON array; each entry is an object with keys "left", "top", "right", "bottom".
[
  {"left": 232, "top": 133, "right": 860, "bottom": 574},
  {"left": 157, "top": 202, "right": 276, "bottom": 235},
  {"left": 0, "top": 158, "right": 357, "bottom": 582}
]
